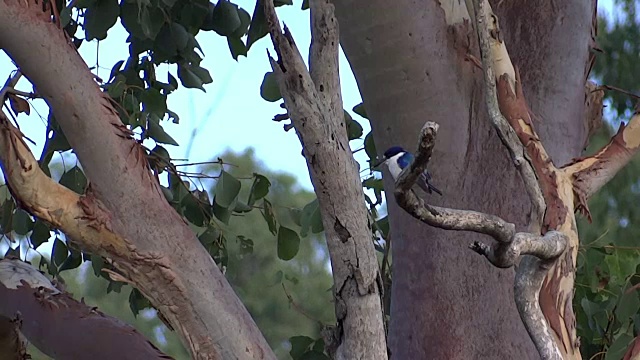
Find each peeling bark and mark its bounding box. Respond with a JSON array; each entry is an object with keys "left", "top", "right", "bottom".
[
  {"left": 0, "top": 259, "right": 172, "bottom": 360},
  {"left": 264, "top": 1, "right": 387, "bottom": 359},
  {"left": 0, "top": 3, "right": 273, "bottom": 359}
]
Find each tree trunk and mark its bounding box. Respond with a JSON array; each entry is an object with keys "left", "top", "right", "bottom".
[{"left": 332, "top": 0, "right": 595, "bottom": 358}]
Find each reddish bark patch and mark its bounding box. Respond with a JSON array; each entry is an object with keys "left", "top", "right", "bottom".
[
  {"left": 539, "top": 267, "right": 567, "bottom": 353},
  {"left": 495, "top": 71, "right": 568, "bottom": 233}
]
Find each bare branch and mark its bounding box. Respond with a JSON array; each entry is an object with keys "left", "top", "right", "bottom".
[
  {"left": 264, "top": 0, "right": 387, "bottom": 358},
  {"left": 471, "top": 231, "right": 566, "bottom": 269},
  {"left": 565, "top": 109, "right": 640, "bottom": 216}
]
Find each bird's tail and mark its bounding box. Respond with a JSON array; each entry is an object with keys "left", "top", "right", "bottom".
[{"left": 427, "top": 182, "right": 443, "bottom": 196}]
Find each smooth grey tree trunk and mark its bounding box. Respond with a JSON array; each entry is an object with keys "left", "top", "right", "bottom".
[{"left": 333, "top": 0, "right": 595, "bottom": 358}]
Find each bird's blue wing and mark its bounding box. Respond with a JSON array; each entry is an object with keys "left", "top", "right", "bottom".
[{"left": 418, "top": 171, "right": 442, "bottom": 196}]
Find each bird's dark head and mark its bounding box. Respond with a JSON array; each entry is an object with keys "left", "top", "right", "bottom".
[{"left": 383, "top": 146, "right": 406, "bottom": 159}]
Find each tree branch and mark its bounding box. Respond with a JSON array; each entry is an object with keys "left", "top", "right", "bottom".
[
  {"left": 0, "top": 259, "right": 172, "bottom": 359},
  {"left": 564, "top": 107, "right": 640, "bottom": 217},
  {"left": 264, "top": 0, "right": 387, "bottom": 358}
]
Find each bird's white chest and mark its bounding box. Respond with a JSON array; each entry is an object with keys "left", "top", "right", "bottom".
[{"left": 386, "top": 154, "right": 404, "bottom": 180}]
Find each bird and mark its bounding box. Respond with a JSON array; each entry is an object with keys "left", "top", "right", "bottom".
[{"left": 375, "top": 146, "right": 442, "bottom": 196}]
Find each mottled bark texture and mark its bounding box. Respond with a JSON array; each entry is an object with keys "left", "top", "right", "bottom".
[
  {"left": 332, "top": 0, "right": 595, "bottom": 358},
  {"left": 264, "top": 1, "right": 387, "bottom": 358},
  {"left": 0, "top": 3, "right": 274, "bottom": 359}
]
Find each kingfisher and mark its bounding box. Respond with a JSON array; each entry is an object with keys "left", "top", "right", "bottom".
[{"left": 375, "top": 146, "right": 442, "bottom": 196}]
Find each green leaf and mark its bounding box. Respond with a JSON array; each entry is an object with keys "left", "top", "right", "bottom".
[
  {"left": 233, "top": 201, "right": 253, "bottom": 213},
  {"left": 300, "top": 199, "right": 323, "bottom": 237},
  {"left": 59, "top": 166, "right": 87, "bottom": 194},
  {"left": 177, "top": 64, "right": 204, "bottom": 90},
  {"left": 129, "top": 288, "right": 151, "bottom": 316},
  {"left": 84, "top": 0, "right": 119, "bottom": 40},
  {"left": 312, "top": 338, "right": 325, "bottom": 353},
  {"left": 199, "top": 226, "right": 220, "bottom": 246},
  {"left": 30, "top": 220, "right": 51, "bottom": 248},
  {"left": 227, "top": 37, "right": 248, "bottom": 60},
  {"left": 182, "top": 191, "right": 212, "bottom": 227},
  {"left": 91, "top": 254, "right": 104, "bottom": 276},
  {"left": 290, "top": 336, "right": 315, "bottom": 359},
  {"left": 149, "top": 145, "right": 171, "bottom": 172},
  {"left": 260, "top": 72, "right": 282, "bottom": 102},
  {"left": 616, "top": 291, "right": 640, "bottom": 323},
  {"left": 181, "top": 0, "right": 210, "bottom": 31},
  {"left": 123, "top": 89, "right": 140, "bottom": 110},
  {"left": 141, "top": 88, "right": 167, "bottom": 116},
  {"left": 171, "top": 23, "right": 190, "bottom": 51},
  {"left": 261, "top": 198, "right": 278, "bottom": 235},
  {"left": 352, "top": 102, "right": 368, "bottom": 119},
  {"left": 52, "top": 238, "right": 68, "bottom": 267},
  {"left": 107, "top": 74, "right": 127, "bottom": 98},
  {"left": 190, "top": 65, "right": 213, "bottom": 84},
  {"left": 345, "top": 111, "right": 363, "bottom": 140},
  {"left": 248, "top": 174, "right": 271, "bottom": 206},
  {"left": 605, "top": 332, "right": 634, "bottom": 360},
  {"left": 0, "top": 201, "right": 15, "bottom": 234},
  {"left": 147, "top": 115, "right": 179, "bottom": 145},
  {"left": 363, "top": 176, "right": 384, "bottom": 191},
  {"left": 120, "top": 2, "right": 165, "bottom": 40},
  {"left": 375, "top": 216, "right": 390, "bottom": 239},
  {"left": 301, "top": 0, "right": 309, "bottom": 10},
  {"left": 230, "top": 7, "right": 251, "bottom": 37},
  {"left": 274, "top": 0, "right": 292, "bottom": 5},
  {"left": 277, "top": 225, "right": 300, "bottom": 260},
  {"left": 106, "top": 280, "right": 124, "bottom": 294},
  {"left": 206, "top": 0, "right": 241, "bottom": 36},
  {"left": 60, "top": 7, "right": 72, "bottom": 28},
  {"left": 12, "top": 209, "right": 34, "bottom": 236},
  {"left": 214, "top": 170, "right": 241, "bottom": 208},
  {"left": 364, "top": 132, "right": 377, "bottom": 163},
  {"left": 59, "top": 247, "right": 82, "bottom": 271},
  {"left": 247, "top": 0, "right": 268, "bottom": 49}
]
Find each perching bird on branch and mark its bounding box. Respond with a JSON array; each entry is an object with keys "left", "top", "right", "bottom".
[{"left": 376, "top": 146, "right": 443, "bottom": 196}]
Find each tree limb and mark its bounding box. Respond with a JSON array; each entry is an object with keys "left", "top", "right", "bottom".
[
  {"left": 264, "top": 0, "right": 387, "bottom": 358},
  {"left": 564, "top": 107, "right": 640, "bottom": 217},
  {"left": 0, "top": 259, "right": 173, "bottom": 359},
  {"left": 0, "top": 3, "right": 273, "bottom": 359}
]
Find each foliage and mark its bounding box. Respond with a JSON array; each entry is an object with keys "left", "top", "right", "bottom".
[{"left": 576, "top": 1, "right": 640, "bottom": 358}]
